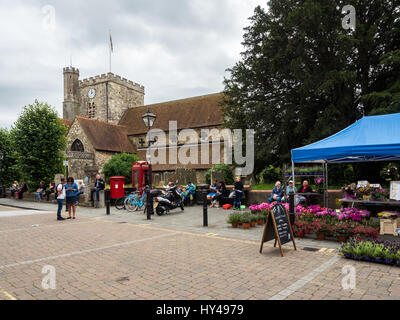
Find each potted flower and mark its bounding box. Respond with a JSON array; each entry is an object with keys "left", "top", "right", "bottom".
[
  {"left": 373, "top": 188, "right": 389, "bottom": 201},
  {"left": 257, "top": 213, "right": 265, "bottom": 225},
  {"left": 293, "top": 221, "right": 306, "bottom": 238},
  {"left": 311, "top": 220, "right": 329, "bottom": 240},
  {"left": 241, "top": 215, "right": 251, "bottom": 230},
  {"left": 250, "top": 215, "right": 258, "bottom": 228},
  {"left": 227, "top": 213, "right": 241, "bottom": 228},
  {"left": 334, "top": 223, "right": 350, "bottom": 243},
  {"left": 249, "top": 205, "right": 260, "bottom": 214}
]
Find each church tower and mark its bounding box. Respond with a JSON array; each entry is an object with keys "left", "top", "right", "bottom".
[{"left": 63, "top": 67, "right": 81, "bottom": 120}]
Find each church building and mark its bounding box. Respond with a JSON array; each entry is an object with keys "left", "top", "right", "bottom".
[{"left": 61, "top": 67, "right": 225, "bottom": 185}]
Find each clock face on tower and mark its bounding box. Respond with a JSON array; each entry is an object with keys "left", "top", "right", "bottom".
[{"left": 88, "top": 88, "right": 96, "bottom": 99}]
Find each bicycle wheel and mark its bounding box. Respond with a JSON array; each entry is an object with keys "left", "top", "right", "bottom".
[
  {"left": 115, "top": 197, "right": 126, "bottom": 210},
  {"left": 125, "top": 198, "right": 139, "bottom": 212}
]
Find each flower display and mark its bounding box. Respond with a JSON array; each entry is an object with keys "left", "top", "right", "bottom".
[
  {"left": 373, "top": 188, "right": 389, "bottom": 200},
  {"left": 247, "top": 202, "right": 379, "bottom": 241},
  {"left": 340, "top": 239, "right": 400, "bottom": 267}
]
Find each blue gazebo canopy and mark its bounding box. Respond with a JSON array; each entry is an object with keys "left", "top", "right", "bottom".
[{"left": 292, "top": 113, "right": 400, "bottom": 163}]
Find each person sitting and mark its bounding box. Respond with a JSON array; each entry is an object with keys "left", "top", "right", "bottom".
[
  {"left": 45, "top": 182, "right": 56, "bottom": 201},
  {"left": 164, "top": 181, "right": 175, "bottom": 192},
  {"left": 90, "top": 173, "right": 105, "bottom": 205},
  {"left": 184, "top": 181, "right": 196, "bottom": 205},
  {"left": 17, "top": 182, "right": 28, "bottom": 200},
  {"left": 208, "top": 180, "right": 221, "bottom": 208},
  {"left": 268, "top": 181, "right": 284, "bottom": 203},
  {"left": 35, "top": 181, "right": 47, "bottom": 202},
  {"left": 215, "top": 181, "right": 229, "bottom": 208},
  {"left": 297, "top": 180, "right": 313, "bottom": 205},
  {"left": 283, "top": 180, "right": 300, "bottom": 205},
  {"left": 76, "top": 181, "right": 85, "bottom": 205},
  {"left": 9, "top": 181, "right": 19, "bottom": 199}
]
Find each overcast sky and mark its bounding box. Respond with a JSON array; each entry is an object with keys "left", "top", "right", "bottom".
[{"left": 0, "top": 0, "right": 266, "bottom": 129}]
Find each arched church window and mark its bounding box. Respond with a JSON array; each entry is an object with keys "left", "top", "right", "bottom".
[
  {"left": 87, "top": 102, "right": 96, "bottom": 118},
  {"left": 71, "top": 139, "right": 84, "bottom": 152}
]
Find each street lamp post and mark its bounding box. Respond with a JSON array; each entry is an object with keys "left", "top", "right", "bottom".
[
  {"left": 0, "top": 151, "right": 5, "bottom": 198},
  {"left": 142, "top": 108, "right": 157, "bottom": 220}
]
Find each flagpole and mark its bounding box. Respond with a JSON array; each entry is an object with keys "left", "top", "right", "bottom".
[{"left": 109, "top": 30, "right": 112, "bottom": 73}]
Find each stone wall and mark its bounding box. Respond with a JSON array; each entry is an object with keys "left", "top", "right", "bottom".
[
  {"left": 95, "top": 151, "right": 114, "bottom": 174},
  {"left": 66, "top": 121, "right": 96, "bottom": 179},
  {"left": 66, "top": 121, "right": 114, "bottom": 181},
  {"left": 196, "top": 170, "right": 207, "bottom": 184},
  {"left": 78, "top": 74, "right": 145, "bottom": 124}
]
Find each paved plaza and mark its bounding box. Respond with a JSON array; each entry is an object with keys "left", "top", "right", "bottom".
[{"left": 0, "top": 199, "right": 399, "bottom": 300}]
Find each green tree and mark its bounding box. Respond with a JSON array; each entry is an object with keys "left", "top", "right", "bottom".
[
  {"left": 11, "top": 100, "right": 67, "bottom": 189},
  {"left": 223, "top": 0, "right": 400, "bottom": 173},
  {"left": 0, "top": 128, "right": 21, "bottom": 187},
  {"left": 102, "top": 153, "right": 139, "bottom": 185},
  {"left": 205, "top": 164, "right": 234, "bottom": 185}
]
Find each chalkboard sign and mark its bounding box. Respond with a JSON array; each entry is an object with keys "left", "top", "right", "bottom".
[{"left": 260, "top": 204, "right": 297, "bottom": 257}]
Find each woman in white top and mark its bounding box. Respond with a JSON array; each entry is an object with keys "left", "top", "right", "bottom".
[{"left": 56, "top": 178, "right": 66, "bottom": 221}]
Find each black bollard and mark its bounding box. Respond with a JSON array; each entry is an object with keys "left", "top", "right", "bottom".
[
  {"left": 105, "top": 189, "right": 110, "bottom": 215},
  {"left": 203, "top": 190, "right": 208, "bottom": 227},
  {"left": 146, "top": 189, "right": 154, "bottom": 220},
  {"left": 289, "top": 192, "right": 295, "bottom": 226}
]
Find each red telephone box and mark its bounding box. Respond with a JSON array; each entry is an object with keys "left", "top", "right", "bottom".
[
  {"left": 132, "top": 161, "right": 152, "bottom": 195},
  {"left": 109, "top": 177, "right": 126, "bottom": 199}
]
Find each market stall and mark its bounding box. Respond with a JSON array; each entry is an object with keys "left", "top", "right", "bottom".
[{"left": 291, "top": 113, "right": 400, "bottom": 209}]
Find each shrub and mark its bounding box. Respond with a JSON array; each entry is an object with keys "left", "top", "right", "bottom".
[
  {"left": 102, "top": 153, "right": 139, "bottom": 185},
  {"left": 259, "top": 165, "right": 281, "bottom": 184},
  {"left": 205, "top": 164, "right": 234, "bottom": 185}
]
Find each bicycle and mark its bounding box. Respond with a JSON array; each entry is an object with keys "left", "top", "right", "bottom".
[
  {"left": 115, "top": 196, "right": 126, "bottom": 210},
  {"left": 125, "top": 192, "right": 147, "bottom": 212}
]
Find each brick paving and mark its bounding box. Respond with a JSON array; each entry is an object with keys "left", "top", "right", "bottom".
[{"left": 0, "top": 199, "right": 399, "bottom": 300}]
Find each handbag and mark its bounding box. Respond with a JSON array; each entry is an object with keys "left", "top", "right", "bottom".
[{"left": 229, "top": 191, "right": 236, "bottom": 199}]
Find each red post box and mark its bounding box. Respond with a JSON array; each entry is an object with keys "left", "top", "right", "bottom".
[
  {"left": 109, "top": 176, "right": 126, "bottom": 199},
  {"left": 132, "top": 161, "right": 152, "bottom": 195}
]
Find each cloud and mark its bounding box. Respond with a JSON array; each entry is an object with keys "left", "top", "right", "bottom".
[{"left": 0, "top": 0, "right": 266, "bottom": 128}]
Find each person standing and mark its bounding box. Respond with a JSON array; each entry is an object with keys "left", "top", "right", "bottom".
[
  {"left": 233, "top": 177, "right": 244, "bottom": 210},
  {"left": 56, "top": 178, "right": 66, "bottom": 221},
  {"left": 90, "top": 173, "right": 105, "bottom": 206},
  {"left": 65, "top": 177, "right": 79, "bottom": 220}
]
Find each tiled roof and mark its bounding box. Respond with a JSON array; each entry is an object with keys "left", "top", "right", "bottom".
[
  {"left": 75, "top": 117, "right": 136, "bottom": 153},
  {"left": 119, "top": 93, "right": 224, "bottom": 136},
  {"left": 60, "top": 119, "right": 73, "bottom": 134}
]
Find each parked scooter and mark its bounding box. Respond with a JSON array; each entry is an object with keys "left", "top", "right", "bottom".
[{"left": 154, "top": 186, "right": 184, "bottom": 216}]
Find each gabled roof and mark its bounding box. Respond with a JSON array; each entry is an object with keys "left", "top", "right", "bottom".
[
  {"left": 74, "top": 117, "right": 135, "bottom": 153},
  {"left": 292, "top": 113, "right": 400, "bottom": 163},
  {"left": 119, "top": 93, "right": 224, "bottom": 136}
]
